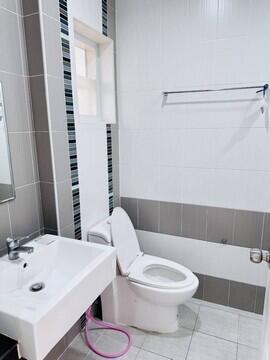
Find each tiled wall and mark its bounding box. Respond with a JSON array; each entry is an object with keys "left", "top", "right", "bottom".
[
  {"left": 23, "top": 0, "right": 75, "bottom": 238},
  {"left": 116, "top": 0, "right": 270, "bottom": 312},
  {"left": 59, "top": 0, "right": 81, "bottom": 239},
  {"left": 117, "top": 0, "right": 270, "bottom": 214},
  {"left": 121, "top": 197, "right": 270, "bottom": 250},
  {"left": 194, "top": 273, "right": 265, "bottom": 314},
  {"left": 0, "top": 1, "right": 43, "bottom": 255}
]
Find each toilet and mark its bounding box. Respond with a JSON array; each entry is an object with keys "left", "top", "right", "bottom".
[{"left": 88, "top": 207, "right": 199, "bottom": 333}]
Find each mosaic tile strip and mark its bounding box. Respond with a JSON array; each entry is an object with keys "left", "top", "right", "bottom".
[
  {"left": 59, "top": 0, "right": 81, "bottom": 239},
  {"left": 102, "top": 0, "right": 114, "bottom": 215}
]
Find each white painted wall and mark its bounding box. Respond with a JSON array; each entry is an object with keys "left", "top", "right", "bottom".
[
  {"left": 69, "top": 0, "right": 109, "bottom": 240},
  {"left": 116, "top": 0, "right": 270, "bottom": 213}
]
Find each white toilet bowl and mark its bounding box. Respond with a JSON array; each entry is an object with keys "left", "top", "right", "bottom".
[{"left": 88, "top": 207, "right": 198, "bottom": 333}]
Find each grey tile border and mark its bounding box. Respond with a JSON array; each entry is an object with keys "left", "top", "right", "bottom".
[
  {"left": 194, "top": 273, "right": 204, "bottom": 300},
  {"left": 160, "top": 201, "right": 181, "bottom": 236},
  {"left": 22, "top": 0, "right": 39, "bottom": 16},
  {"left": 181, "top": 204, "right": 207, "bottom": 240},
  {"left": 193, "top": 273, "right": 265, "bottom": 314},
  {"left": 234, "top": 210, "right": 263, "bottom": 249},
  {"left": 35, "top": 131, "right": 54, "bottom": 182},
  {"left": 120, "top": 197, "right": 269, "bottom": 250},
  {"left": 23, "top": 13, "right": 44, "bottom": 76},
  {"left": 138, "top": 199, "right": 159, "bottom": 233},
  {"left": 40, "top": 182, "right": 57, "bottom": 231},
  {"left": 207, "top": 207, "right": 234, "bottom": 245},
  {"left": 203, "top": 275, "right": 230, "bottom": 306},
  {"left": 29, "top": 75, "right": 48, "bottom": 132},
  {"left": 121, "top": 197, "right": 138, "bottom": 228},
  {"left": 262, "top": 213, "right": 270, "bottom": 250},
  {"left": 255, "top": 286, "right": 266, "bottom": 314},
  {"left": 229, "top": 281, "right": 256, "bottom": 312}
]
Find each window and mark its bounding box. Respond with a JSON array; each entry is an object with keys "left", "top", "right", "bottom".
[
  {"left": 73, "top": 20, "right": 116, "bottom": 124},
  {"left": 75, "top": 38, "right": 100, "bottom": 118}
]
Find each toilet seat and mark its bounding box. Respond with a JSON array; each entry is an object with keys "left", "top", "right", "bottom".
[
  {"left": 110, "top": 207, "right": 197, "bottom": 292},
  {"left": 128, "top": 254, "right": 196, "bottom": 290}
]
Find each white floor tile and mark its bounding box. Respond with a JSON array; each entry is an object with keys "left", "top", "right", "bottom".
[
  {"left": 178, "top": 301, "right": 200, "bottom": 330},
  {"left": 237, "top": 344, "right": 259, "bottom": 360},
  {"left": 124, "top": 326, "right": 147, "bottom": 348},
  {"left": 238, "top": 316, "right": 262, "bottom": 349},
  {"left": 85, "top": 333, "right": 139, "bottom": 360},
  {"left": 190, "top": 299, "right": 262, "bottom": 321},
  {"left": 136, "top": 349, "right": 170, "bottom": 360},
  {"left": 195, "top": 306, "right": 238, "bottom": 342},
  {"left": 187, "top": 332, "right": 237, "bottom": 360},
  {"left": 100, "top": 326, "right": 146, "bottom": 348},
  {"left": 142, "top": 327, "right": 192, "bottom": 360}
]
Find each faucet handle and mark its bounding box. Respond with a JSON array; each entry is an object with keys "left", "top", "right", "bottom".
[
  {"left": 6, "top": 237, "right": 16, "bottom": 249},
  {"left": 6, "top": 236, "right": 30, "bottom": 249}
]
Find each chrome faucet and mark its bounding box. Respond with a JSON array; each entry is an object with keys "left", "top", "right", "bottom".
[{"left": 6, "top": 237, "right": 34, "bottom": 260}]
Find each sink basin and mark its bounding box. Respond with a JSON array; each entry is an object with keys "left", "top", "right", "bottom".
[{"left": 0, "top": 235, "right": 116, "bottom": 360}]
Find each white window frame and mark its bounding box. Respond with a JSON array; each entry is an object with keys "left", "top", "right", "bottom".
[
  {"left": 72, "top": 19, "right": 116, "bottom": 124},
  {"left": 75, "top": 33, "right": 102, "bottom": 122}
]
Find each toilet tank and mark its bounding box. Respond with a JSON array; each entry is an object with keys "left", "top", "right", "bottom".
[{"left": 87, "top": 217, "right": 112, "bottom": 246}]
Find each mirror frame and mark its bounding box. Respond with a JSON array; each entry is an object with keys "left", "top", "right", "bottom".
[{"left": 0, "top": 82, "right": 16, "bottom": 204}]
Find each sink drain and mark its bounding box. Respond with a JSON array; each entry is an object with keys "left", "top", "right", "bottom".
[{"left": 29, "top": 282, "right": 45, "bottom": 292}]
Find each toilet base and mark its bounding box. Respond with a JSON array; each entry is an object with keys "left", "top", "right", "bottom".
[{"left": 101, "top": 276, "right": 181, "bottom": 333}]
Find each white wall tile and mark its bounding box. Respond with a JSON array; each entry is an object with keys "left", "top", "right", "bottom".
[
  {"left": 158, "top": 166, "right": 182, "bottom": 203},
  {"left": 158, "top": 129, "right": 182, "bottom": 166},
  {"left": 213, "top": 128, "right": 270, "bottom": 171},
  {"left": 182, "top": 129, "right": 215, "bottom": 168},
  {"left": 217, "top": 0, "right": 251, "bottom": 39},
  {"left": 117, "top": 0, "right": 270, "bottom": 212},
  {"left": 120, "top": 163, "right": 159, "bottom": 200},
  {"left": 249, "top": 0, "right": 270, "bottom": 35}
]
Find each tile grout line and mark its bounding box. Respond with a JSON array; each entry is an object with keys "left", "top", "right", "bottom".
[{"left": 184, "top": 304, "right": 201, "bottom": 360}]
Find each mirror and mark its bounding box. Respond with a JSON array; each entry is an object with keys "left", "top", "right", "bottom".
[{"left": 0, "top": 82, "right": 15, "bottom": 203}]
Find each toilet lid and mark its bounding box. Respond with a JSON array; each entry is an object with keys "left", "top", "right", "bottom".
[{"left": 110, "top": 207, "right": 142, "bottom": 275}]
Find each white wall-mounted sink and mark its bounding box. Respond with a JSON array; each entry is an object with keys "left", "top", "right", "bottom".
[{"left": 0, "top": 235, "right": 116, "bottom": 360}]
